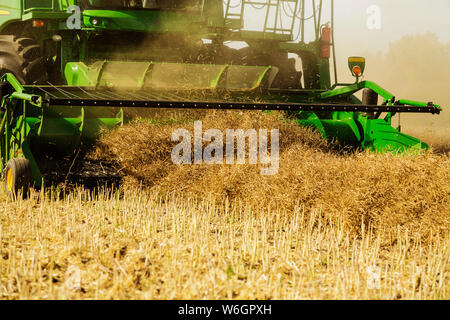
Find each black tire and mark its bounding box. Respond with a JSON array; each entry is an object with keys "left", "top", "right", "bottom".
[
  {"left": 0, "top": 35, "right": 48, "bottom": 84},
  {"left": 362, "top": 89, "right": 379, "bottom": 119},
  {"left": 3, "top": 158, "right": 33, "bottom": 198},
  {"left": 362, "top": 88, "right": 378, "bottom": 105}
]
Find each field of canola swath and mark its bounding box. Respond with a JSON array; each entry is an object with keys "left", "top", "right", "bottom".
[{"left": 0, "top": 111, "right": 448, "bottom": 299}]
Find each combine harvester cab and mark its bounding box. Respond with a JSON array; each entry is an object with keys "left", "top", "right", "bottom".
[{"left": 0, "top": 0, "right": 443, "bottom": 197}]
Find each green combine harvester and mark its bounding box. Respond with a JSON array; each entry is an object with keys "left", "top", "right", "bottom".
[{"left": 0, "top": 0, "right": 442, "bottom": 196}]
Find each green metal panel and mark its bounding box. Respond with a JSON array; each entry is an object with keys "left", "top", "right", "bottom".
[
  {"left": 321, "top": 81, "right": 395, "bottom": 102},
  {"left": 82, "top": 9, "right": 204, "bottom": 33},
  {"left": 0, "top": 0, "right": 22, "bottom": 31},
  {"left": 23, "top": 0, "right": 53, "bottom": 11},
  {"left": 358, "top": 116, "right": 427, "bottom": 152},
  {"left": 295, "top": 110, "right": 430, "bottom": 152},
  {"left": 64, "top": 61, "right": 275, "bottom": 91}
]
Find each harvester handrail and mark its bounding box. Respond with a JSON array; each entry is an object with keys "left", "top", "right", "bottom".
[
  {"left": 321, "top": 80, "right": 442, "bottom": 114},
  {"left": 1, "top": 73, "right": 25, "bottom": 93},
  {"left": 322, "top": 80, "right": 395, "bottom": 101},
  {"left": 0, "top": 74, "right": 42, "bottom": 107},
  {"left": 9, "top": 92, "right": 43, "bottom": 106}
]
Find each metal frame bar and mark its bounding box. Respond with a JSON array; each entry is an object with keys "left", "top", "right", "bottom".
[
  {"left": 45, "top": 97, "right": 441, "bottom": 114},
  {"left": 331, "top": 0, "right": 337, "bottom": 84}
]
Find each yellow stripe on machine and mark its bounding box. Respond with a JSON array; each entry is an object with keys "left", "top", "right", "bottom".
[
  {"left": 349, "top": 57, "right": 366, "bottom": 63},
  {"left": 0, "top": 10, "right": 11, "bottom": 15}
]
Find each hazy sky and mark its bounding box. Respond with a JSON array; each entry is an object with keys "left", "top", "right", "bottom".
[
  {"left": 241, "top": 0, "right": 450, "bottom": 56},
  {"left": 332, "top": 0, "right": 450, "bottom": 57}
]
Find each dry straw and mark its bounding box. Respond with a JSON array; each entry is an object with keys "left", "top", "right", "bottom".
[
  {"left": 92, "top": 110, "right": 450, "bottom": 241},
  {"left": 1, "top": 110, "right": 448, "bottom": 299}
]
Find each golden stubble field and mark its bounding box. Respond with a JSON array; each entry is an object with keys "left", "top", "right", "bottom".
[{"left": 0, "top": 111, "right": 449, "bottom": 300}]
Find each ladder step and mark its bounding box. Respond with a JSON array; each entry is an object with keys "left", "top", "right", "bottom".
[
  {"left": 264, "top": 28, "right": 294, "bottom": 32},
  {"left": 241, "top": 0, "right": 299, "bottom": 6},
  {"left": 243, "top": 1, "right": 279, "bottom": 6}
]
